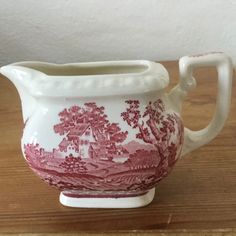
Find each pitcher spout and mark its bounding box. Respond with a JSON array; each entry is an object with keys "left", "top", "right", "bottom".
[{"left": 0, "top": 64, "right": 41, "bottom": 123}]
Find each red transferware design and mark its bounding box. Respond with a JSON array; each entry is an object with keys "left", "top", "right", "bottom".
[{"left": 24, "top": 99, "right": 183, "bottom": 197}]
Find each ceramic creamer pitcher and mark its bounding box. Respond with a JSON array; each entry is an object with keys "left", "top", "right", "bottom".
[{"left": 0, "top": 52, "right": 232, "bottom": 208}]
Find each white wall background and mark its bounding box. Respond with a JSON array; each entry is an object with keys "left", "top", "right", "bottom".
[{"left": 0, "top": 0, "right": 236, "bottom": 65}]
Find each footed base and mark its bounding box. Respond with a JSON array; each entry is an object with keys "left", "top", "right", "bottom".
[{"left": 59, "top": 188, "right": 156, "bottom": 208}]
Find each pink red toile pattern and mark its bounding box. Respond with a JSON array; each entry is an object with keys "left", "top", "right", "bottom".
[{"left": 24, "top": 99, "right": 183, "bottom": 197}]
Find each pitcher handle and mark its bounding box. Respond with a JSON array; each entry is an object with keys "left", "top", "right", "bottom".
[{"left": 178, "top": 52, "right": 233, "bottom": 155}]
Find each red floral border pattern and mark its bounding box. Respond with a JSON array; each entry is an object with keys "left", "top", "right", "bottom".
[{"left": 24, "top": 99, "right": 183, "bottom": 196}]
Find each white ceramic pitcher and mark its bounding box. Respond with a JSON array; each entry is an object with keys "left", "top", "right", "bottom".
[{"left": 0, "top": 52, "right": 232, "bottom": 208}]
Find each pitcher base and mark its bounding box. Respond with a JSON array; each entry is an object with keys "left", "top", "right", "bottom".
[{"left": 59, "top": 188, "right": 156, "bottom": 208}]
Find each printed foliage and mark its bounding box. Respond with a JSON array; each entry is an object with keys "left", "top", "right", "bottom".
[
  {"left": 53, "top": 103, "right": 128, "bottom": 153},
  {"left": 24, "top": 100, "right": 183, "bottom": 195},
  {"left": 121, "top": 99, "right": 183, "bottom": 165}
]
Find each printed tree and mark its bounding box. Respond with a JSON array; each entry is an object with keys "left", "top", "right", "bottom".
[
  {"left": 53, "top": 103, "right": 128, "bottom": 155},
  {"left": 121, "top": 99, "right": 183, "bottom": 166}
]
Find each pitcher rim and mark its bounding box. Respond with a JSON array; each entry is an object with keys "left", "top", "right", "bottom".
[{"left": 1, "top": 60, "right": 169, "bottom": 97}]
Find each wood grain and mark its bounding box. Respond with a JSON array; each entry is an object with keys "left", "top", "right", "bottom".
[{"left": 0, "top": 61, "right": 235, "bottom": 235}]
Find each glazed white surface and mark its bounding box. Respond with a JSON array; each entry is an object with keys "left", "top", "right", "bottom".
[
  {"left": 0, "top": 60, "right": 169, "bottom": 97},
  {"left": 60, "top": 188, "right": 155, "bottom": 208}
]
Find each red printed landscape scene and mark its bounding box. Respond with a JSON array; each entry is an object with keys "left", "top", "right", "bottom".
[{"left": 24, "top": 99, "right": 184, "bottom": 197}]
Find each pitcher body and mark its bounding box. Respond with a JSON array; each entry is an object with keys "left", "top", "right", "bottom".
[{"left": 1, "top": 53, "right": 232, "bottom": 208}]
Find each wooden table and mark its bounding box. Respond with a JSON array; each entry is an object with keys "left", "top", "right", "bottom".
[{"left": 0, "top": 61, "right": 235, "bottom": 236}]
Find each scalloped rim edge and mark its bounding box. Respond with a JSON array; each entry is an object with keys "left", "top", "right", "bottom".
[{"left": 1, "top": 60, "right": 169, "bottom": 97}]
